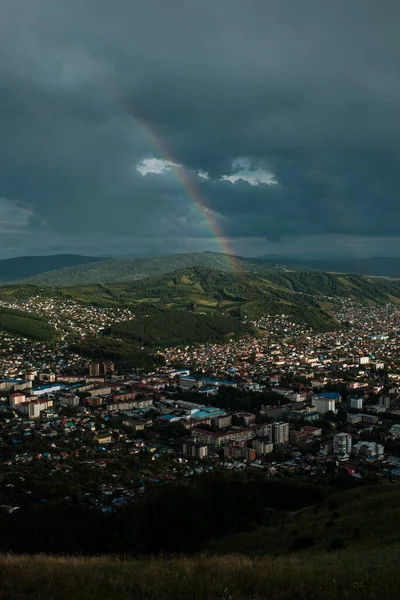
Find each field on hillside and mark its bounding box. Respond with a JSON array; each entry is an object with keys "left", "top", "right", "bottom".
[{"left": 0, "top": 547, "right": 399, "bottom": 600}]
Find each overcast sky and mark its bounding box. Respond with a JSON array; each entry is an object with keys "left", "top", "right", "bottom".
[{"left": 0, "top": 0, "right": 399, "bottom": 259}]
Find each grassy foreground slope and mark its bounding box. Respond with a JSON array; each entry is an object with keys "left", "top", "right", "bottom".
[
  {"left": 0, "top": 547, "right": 398, "bottom": 600},
  {"left": 206, "top": 483, "right": 400, "bottom": 556}
]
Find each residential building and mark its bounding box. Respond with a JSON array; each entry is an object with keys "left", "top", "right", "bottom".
[
  {"left": 350, "top": 397, "right": 363, "bottom": 410},
  {"left": 312, "top": 393, "right": 339, "bottom": 414},
  {"left": 212, "top": 414, "right": 232, "bottom": 429},
  {"left": 252, "top": 438, "right": 273, "bottom": 456},
  {"left": 272, "top": 421, "right": 289, "bottom": 445},
  {"left": 290, "top": 429, "right": 309, "bottom": 445},
  {"left": 89, "top": 362, "right": 100, "bottom": 377},
  {"left": 182, "top": 439, "right": 208, "bottom": 458},
  {"left": 94, "top": 433, "right": 112, "bottom": 444},
  {"left": 9, "top": 393, "right": 26, "bottom": 408},
  {"left": 333, "top": 432, "right": 352, "bottom": 456},
  {"left": 352, "top": 441, "right": 384, "bottom": 459}
]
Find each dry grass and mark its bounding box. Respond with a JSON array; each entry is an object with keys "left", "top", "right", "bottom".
[{"left": 0, "top": 548, "right": 398, "bottom": 600}]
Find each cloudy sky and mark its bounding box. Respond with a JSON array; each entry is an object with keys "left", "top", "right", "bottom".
[{"left": 0, "top": 0, "right": 399, "bottom": 259}]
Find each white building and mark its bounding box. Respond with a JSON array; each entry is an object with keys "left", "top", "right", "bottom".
[
  {"left": 9, "top": 393, "right": 26, "bottom": 408},
  {"left": 313, "top": 397, "right": 336, "bottom": 414},
  {"left": 352, "top": 441, "right": 384, "bottom": 459},
  {"left": 350, "top": 397, "right": 363, "bottom": 410},
  {"left": 333, "top": 432, "right": 352, "bottom": 456},
  {"left": 59, "top": 394, "right": 80, "bottom": 407},
  {"left": 358, "top": 356, "right": 370, "bottom": 365},
  {"left": 272, "top": 422, "right": 289, "bottom": 445},
  {"left": 252, "top": 438, "right": 274, "bottom": 456},
  {"left": 18, "top": 401, "right": 41, "bottom": 418}
]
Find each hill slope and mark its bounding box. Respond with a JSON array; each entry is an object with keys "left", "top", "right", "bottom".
[
  {"left": 206, "top": 483, "right": 400, "bottom": 556},
  {"left": 0, "top": 546, "right": 397, "bottom": 600},
  {"left": 0, "top": 307, "right": 57, "bottom": 341},
  {"left": 21, "top": 252, "right": 288, "bottom": 286},
  {"left": 0, "top": 254, "right": 103, "bottom": 282},
  {"left": 3, "top": 266, "right": 400, "bottom": 334}
]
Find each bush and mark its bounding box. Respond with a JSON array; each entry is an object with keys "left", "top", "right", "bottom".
[
  {"left": 329, "top": 538, "right": 346, "bottom": 551},
  {"left": 291, "top": 536, "right": 316, "bottom": 551},
  {"left": 328, "top": 500, "right": 339, "bottom": 511}
]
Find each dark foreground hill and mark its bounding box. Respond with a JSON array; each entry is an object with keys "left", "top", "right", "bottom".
[
  {"left": 2, "top": 484, "right": 400, "bottom": 599},
  {"left": 0, "top": 254, "right": 103, "bottom": 282},
  {"left": 0, "top": 546, "right": 396, "bottom": 600}
]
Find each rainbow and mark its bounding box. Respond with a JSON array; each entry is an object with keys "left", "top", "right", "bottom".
[{"left": 118, "top": 100, "right": 241, "bottom": 275}]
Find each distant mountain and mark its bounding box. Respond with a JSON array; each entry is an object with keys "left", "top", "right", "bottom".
[
  {"left": 0, "top": 254, "right": 104, "bottom": 282},
  {"left": 257, "top": 255, "right": 400, "bottom": 277},
  {"left": 4, "top": 252, "right": 400, "bottom": 286},
  {"left": 20, "top": 252, "right": 289, "bottom": 286}
]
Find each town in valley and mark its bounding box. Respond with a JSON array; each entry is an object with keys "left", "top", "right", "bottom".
[{"left": 2, "top": 292, "right": 400, "bottom": 517}]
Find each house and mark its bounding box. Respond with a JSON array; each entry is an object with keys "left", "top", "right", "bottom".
[{"left": 94, "top": 433, "right": 112, "bottom": 444}]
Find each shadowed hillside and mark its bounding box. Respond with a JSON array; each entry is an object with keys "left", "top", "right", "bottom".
[
  {"left": 0, "top": 254, "right": 103, "bottom": 282},
  {"left": 0, "top": 307, "right": 57, "bottom": 341},
  {"left": 20, "top": 252, "right": 288, "bottom": 286}
]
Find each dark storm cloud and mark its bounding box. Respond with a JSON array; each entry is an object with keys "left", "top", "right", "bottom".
[{"left": 0, "top": 0, "right": 399, "bottom": 256}]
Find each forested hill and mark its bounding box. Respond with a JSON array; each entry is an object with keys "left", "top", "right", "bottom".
[
  {"left": 0, "top": 254, "right": 103, "bottom": 282},
  {"left": 3, "top": 266, "right": 400, "bottom": 333},
  {"left": 107, "top": 310, "right": 253, "bottom": 348},
  {"left": 20, "top": 252, "right": 287, "bottom": 286},
  {"left": 0, "top": 307, "right": 57, "bottom": 341}
]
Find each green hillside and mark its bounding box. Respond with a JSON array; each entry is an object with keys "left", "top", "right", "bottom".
[
  {"left": 108, "top": 309, "right": 252, "bottom": 347},
  {"left": 0, "top": 307, "right": 57, "bottom": 341},
  {"left": 70, "top": 310, "right": 252, "bottom": 367},
  {"left": 20, "top": 251, "right": 287, "bottom": 286},
  {"left": 3, "top": 265, "right": 400, "bottom": 334}
]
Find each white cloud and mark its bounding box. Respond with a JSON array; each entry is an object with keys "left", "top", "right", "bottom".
[
  {"left": 221, "top": 157, "right": 277, "bottom": 186},
  {"left": 197, "top": 170, "right": 209, "bottom": 179},
  {"left": 136, "top": 157, "right": 180, "bottom": 176}
]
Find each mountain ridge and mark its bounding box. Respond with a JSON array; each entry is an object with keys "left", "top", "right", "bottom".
[
  {"left": 258, "top": 255, "right": 400, "bottom": 278},
  {"left": 2, "top": 252, "right": 400, "bottom": 286},
  {"left": 19, "top": 252, "right": 289, "bottom": 286},
  {"left": 0, "top": 254, "right": 104, "bottom": 282}
]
